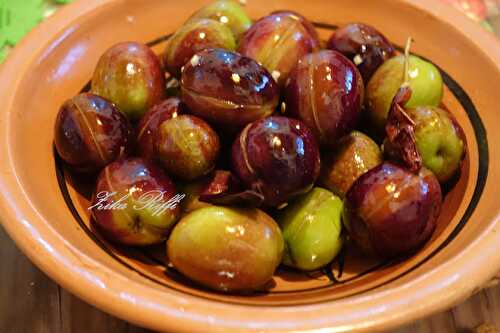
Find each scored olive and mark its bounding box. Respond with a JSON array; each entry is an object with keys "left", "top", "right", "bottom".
[
  {"left": 186, "top": 0, "right": 252, "bottom": 40},
  {"left": 91, "top": 42, "right": 166, "bottom": 120},
  {"left": 164, "top": 19, "right": 236, "bottom": 78},
  {"left": 181, "top": 49, "right": 279, "bottom": 129},
  {"left": 137, "top": 97, "right": 188, "bottom": 160},
  {"left": 54, "top": 93, "right": 133, "bottom": 173},
  {"left": 232, "top": 116, "right": 320, "bottom": 207},
  {"left": 167, "top": 206, "right": 284, "bottom": 292},
  {"left": 320, "top": 131, "right": 383, "bottom": 197},
  {"left": 284, "top": 50, "right": 365, "bottom": 146},
  {"left": 238, "top": 12, "right": 319, "bottom": 86},
  {"left": 156, "top": 115, "right": 220, "bottom": 180},
  {"left": 278, "top": 188, "right": 343, "bottom": 271}
]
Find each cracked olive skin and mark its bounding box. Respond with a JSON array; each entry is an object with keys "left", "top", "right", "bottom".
[
  {"left": 167, "top": 206, "right": 284, "bottom": 292},
  {"left": 91, "top": 42, "right": 166, "bottom": 120},
  {"left": 327, "top": 23, "right": 395, "bottom": 82},
  {"left": 54, "top": 93, "right": 133, "bottom": 173},
  {"left": 284, "top": 50, "right": 365, "bottom": 146},
  {"left": 156, "top": 115, "right": 220, "bottom": 181},
  {"left": 181, "top": 49, "right": 279, "bottom": 129},
  {"left": 186, "top": 0, "right": 252, "bottom": 40},
  {"left": 343, "top": 162, "right": 442, "bottom": 259},
  {"left": 238, "top": 12, "right": 319, "bottom": 86},
  {"left": 164, "top": 19, "right": 236, "bottom": 78},
  {"left": 137, "top": 97, "right": 187, "bottom": 160},
  {"left": 278, "top": 188, "right": 343, "bottom": 271},
  {"left": 91, "top": 158, "right": 181, "bottom": 246},
  {"left": 232, "top": 116, "right": 320, "bottom": 207},
  {"left": 320, "top": 131, "right": 383, "bottom": 197}
]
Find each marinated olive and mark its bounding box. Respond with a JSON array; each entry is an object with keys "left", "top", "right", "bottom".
[
  {"left": 186, "top": 0, "right": 252, "bottom": 40},
  {"left": 167, "top": 206, "right": 284, "bottom": 292},
  {"left": 327, "top": 23, "right": 395, "bottom": 82},
  {"left": 238, "top": 12, "right": 319, "bottom": 86},
  {"left": 181, "top": 49, "right": 279, "bottom": 129},
  {"left": 284, "top": 50, "right": 365, "bottom": 146},
  {"left": 232, "top": 116, "right": 320, "bottom": 207},
  {"left": 91, "top": 42, "right": 166, "bottom": 120},
  {"left": 344, "top": 162, "right": 442, "bottom": 258},
  {"left": 406, "top": 106, "right": 466, "bottom": 183},
  {"left": 278, "top": 188, "right": 343, "bottom": 271},
  {"left": 137, "top": 97, "right": 187, "bottom": 160},
  {"left": 320, "top": 131, "right": 383, "bottom": 196},
  {"left": 270, "top": 10, "right": 320, "bottom": 43},
  {"left": 54, "top": 93, "right": 133, "bottom": 173},
  {"left": 366, "top": 54, "right": 443, "bottom": 132},
  {"left": 156, "top": 115, "right": 220, "bottom": 180},
  {"left": 91, "top": 157, "right": 181, "bottom": 246},
  {"left": 164, "top": 19, "right": 236, "bottom": 78}
]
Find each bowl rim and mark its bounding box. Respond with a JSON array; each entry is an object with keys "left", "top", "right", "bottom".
[{"left": 0, "top": 0, "right": 499, "bottom": 332}]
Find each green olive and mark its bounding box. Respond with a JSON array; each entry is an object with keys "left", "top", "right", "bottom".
[
  {"left": 187, "top": 0, "right": 252, "bottom": 40},
  {"left": 278, "top": 188, "right": 343, "bottom": 271},
  {"left": 167, "top": 206, "right": 284, "bottom": 292}
]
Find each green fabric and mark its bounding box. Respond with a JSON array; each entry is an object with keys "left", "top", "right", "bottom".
[{"left": 0, "top": 0, "right": 72, "bottom": 63}]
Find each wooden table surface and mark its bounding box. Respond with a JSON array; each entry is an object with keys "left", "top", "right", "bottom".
[{"left": 1, "top": 225, "right": 499, "bottom": 333}]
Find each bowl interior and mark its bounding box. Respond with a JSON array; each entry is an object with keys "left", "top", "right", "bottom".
[{"left": 1, "top": 0, "right": 499, "bottom": 331}]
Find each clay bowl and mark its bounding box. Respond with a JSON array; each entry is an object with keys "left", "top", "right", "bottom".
[{"left": 0, "top": 0, "right": 499, "bottom": 331}]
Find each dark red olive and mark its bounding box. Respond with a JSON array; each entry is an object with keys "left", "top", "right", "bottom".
[
  {"left": 343, "top": 162, "right": 442, "bottom": 259},
  {"left": 271, "top": 10, "right": 320, "bottom": 45},
  {"left": 284, "top": 50, "right": 364, "bottom": 146},
  {"left": 137, "top": 97, "right": 187, "bottom": 160},
  {"left": 54, "top": 93, "right": 133, "bottom": 173},
  {"left": 180, "top": 48, "right": 279, "bottom": 130},
  {"left": 238, "top": 12, "right": 319, "bottom": 86},
  {"left": 232, "top": 116, "right": 320, "bottom": 207},
  {"left": 91, "top": 157, "right": 181, "bottom": 246},
  {"left": 327, "top": 23, "right": 395, "bottom": 82}
]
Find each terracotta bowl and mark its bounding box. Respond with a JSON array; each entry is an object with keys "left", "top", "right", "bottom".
[{"left": 1, "top": 0, "right": 499, "bottom": 331}]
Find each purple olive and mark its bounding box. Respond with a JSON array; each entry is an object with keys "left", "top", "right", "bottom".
[
  {"left": 91, "top": 157, "right": 181, "bottom": 246},
  {"left": 180, "top": 48, "right": 279, "bottom": 129},
  {"left": 156, "top": 115, "right": 220, "bottom": 180},
  {"left": 238, "top": 12, "right": 319, "bottom": 86},
  {"left": 284, "top": 50, "right": 365, "bottom": 146},
  {"left": 327, "top": 23, "right": 395, "bottom": 82},
  {"left": 91, "top": 42, "right": 166, "bottom": 120},
  {"left": 137, "top": 97, "right": 187, "bottom": 160},
  {"left": 343, "top": 162, "right": 442, "bottom": 258},
  {"left": 54, "top": 93, "right": 133, "bottom": 173},
  {"left": 232, "top": 116, "right": 320, "bottom": 207}
]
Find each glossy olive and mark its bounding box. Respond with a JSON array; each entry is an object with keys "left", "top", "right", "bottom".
[
  {"left": 320, "top": 131, "right": 383, "bottom": 196},
  {"left": 137, "top": 97, "right": 187, "bottom": 160},
  {"left": 366, "top": 54, "right": 444, "bottom": 132},
  {"left": 167, "top": 206, "right": 284, "bottom": 292},
  {"left": 238, "top": 12, "right": 319, "bottom": 86},
  {"left": 186, "top": 0, "right": 252, "bottom": 40},
  {"left": 284, "top": 50, "right": 365, "bottom": 146},
  {"left": 164, "top": 19, "right": 236, "bottom": 78},
  {"left": 327, "top": 23, "right": 395, "bottom": 82},
  {"left": 278, "top": 188, "right": 343, "bottom": 271},
  {"left": 232, "top": 116, "right": 320, "bottom": 207},
  {"left": 343, "top": 162, "right": 442, "bottom": 258},
  {"left": 156, "top": 115, "right": 220, "bottom": 180},
  {"left": 181, "top": 49, "right": 279, "bottom": 129},
  {"left": 91, "top": 42, "right": 166, "bottom": 120},
  {"left": 91, "top": 157, "right": 182, "bottom": 246},
  {"left": 54, "top": 93, "right": 133, "bottom": 173}
]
